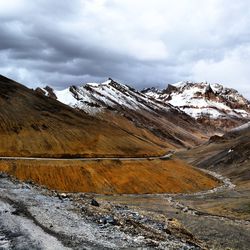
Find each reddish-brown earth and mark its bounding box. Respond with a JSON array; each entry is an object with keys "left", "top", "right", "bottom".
[{"left": 0, "top": 158, "right": 218, "bottom": 194}]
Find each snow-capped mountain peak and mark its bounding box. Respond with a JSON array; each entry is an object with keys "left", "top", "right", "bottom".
[
  {"left": 36, "top": 78, "right": 174, "bottom": 116},
  {"left": 36, "top": 78, "right": 213, "bottom": 147},
  {"left": 143, "top": 81, "right": 250, "bottom": 129},
  {"left": 85, "top": 78, "right": 112, "bottom": 87},
  {"left": 36, "top": 79, "right": 250, "bottom": 131}
]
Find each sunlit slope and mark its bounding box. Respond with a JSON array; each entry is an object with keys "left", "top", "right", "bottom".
[{"left": 0, "top": 158, "right": 218, "bottom": 194}]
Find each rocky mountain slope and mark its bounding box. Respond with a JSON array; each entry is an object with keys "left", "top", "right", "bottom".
[
  {"left": 177, "top": 122, "right": 250, "bottom": 188},
  {"left": 0, "top": 75, "right": 169, "bottom": 157},
  {"left": 143, "top": 81, "right": 250, "bottom": 130},
  {"left": 36, "top": 79, "right": 211, "bottom": 148}
]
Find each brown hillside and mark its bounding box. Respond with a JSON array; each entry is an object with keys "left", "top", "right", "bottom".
[
  {"left": 0, "top": 158, "right": 218, "bottom": 194},
  {"left": 0, "top": 75, "right": 168, "bottom": 157}
]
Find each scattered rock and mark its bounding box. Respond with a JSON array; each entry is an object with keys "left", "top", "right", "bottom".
[
  {"left": 26, "top": 179, "right": 34, "bottom": 185},
  {"left": 56, "top": 192, "right": 69, "bottom": 200},
  {"left": 11, "top": 210, "right": 21, "bottom": 216},
  {"left": 99, "top": 217, "right": 107, "bottom": 224},
  {"left": 106, "top": 216, "right": 118, "bottom": 225},
  {"left": 60, "top": 193, "right": 68, "bottom": 199},
  {"left": 99, "top": 215, "right": 118, "bottom": 226},
  {"left": 182, "top": 207, "right": 189, "bottom": 213},
  {"left": 0, "top": 172, "right": 9, "bottom": 178},
  {"left": 91, "top": 199, "right": 100, "bottom": 207}
]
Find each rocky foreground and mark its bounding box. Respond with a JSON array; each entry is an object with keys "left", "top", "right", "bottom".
[
  {"left": 1, "top": 169, "right": 250, "bottom": 250},
  {"left": 0, "top": 173, "right": 203, "bottom": 250}
]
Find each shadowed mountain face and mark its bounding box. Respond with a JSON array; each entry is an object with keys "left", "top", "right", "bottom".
[
  {"left": 37, "top": 79, "right": 211, "bottom": 148},
  {"left": 0, "top": 75, "right": 171, "bottom": 157},
  {"left": 177, "top": 123, "right": 250, "bottom": 187}
]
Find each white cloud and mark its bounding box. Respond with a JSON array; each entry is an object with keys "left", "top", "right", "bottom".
[
  {"left": 0, "top": 0, "right": 250, "bottom": 98},
  {"left": 192, "top": 44, "right": 250, "bottom": 98}
]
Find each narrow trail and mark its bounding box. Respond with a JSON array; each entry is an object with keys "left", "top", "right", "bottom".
[
  {"left": 0, "top": 153, "right": 173, "bottom": 161},
  {"left": 0, "top": 197, "right": 70, "bottom": 250}
]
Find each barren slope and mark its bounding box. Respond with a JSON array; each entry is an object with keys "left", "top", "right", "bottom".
[
  {"left": 0, "top": 75, "right": 167, "bottom": 157},
  {"left": 0, "top": 158, "right": 218, "bottom": 194},
  {"left": 177, "top": 123, "right": 250, "bottom": 187}
]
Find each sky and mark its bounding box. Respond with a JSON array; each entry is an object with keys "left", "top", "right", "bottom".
[{"left": 0, "top": 0, "right": 250, "bottom": 98}]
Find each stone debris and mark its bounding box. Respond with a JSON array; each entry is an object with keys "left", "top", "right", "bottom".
[
  {"left": 91, "top": 198, "right": 100, "bottom": 207},
  {"left": 0, "top": 174, "right": 204, "bottom": 249}
]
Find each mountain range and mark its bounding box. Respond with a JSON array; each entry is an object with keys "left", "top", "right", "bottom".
[
  {"left": 0, "top": 74, "right": 219, "bottom": 194},
  {"left": 36, "top": 78, "right": 211, "bottom": 149},
  {"left": 143, "top": 81, "right": 250, "bottom": 129},
  {"left": 37, "top": 78, "right": 250, "bottom": 134}
]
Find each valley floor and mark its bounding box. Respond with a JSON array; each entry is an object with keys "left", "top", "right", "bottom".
[
  {"left": 99, "top": 186, "right": 250, "bottom": 250},
  {"left": 0, "top": 167, "right": 250, "bottom": 249}
]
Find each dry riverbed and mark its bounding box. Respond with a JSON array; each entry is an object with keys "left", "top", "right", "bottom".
[
  {"left": 99, "top": 192, "right": 250, "bottom": 250},
  {"left": 98, "top": 170, "right": 250, "bottom": 250}
]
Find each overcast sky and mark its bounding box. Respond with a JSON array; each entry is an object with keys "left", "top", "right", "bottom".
[{"left": 0, "top": 0, "right": 250, "bottom": 97}]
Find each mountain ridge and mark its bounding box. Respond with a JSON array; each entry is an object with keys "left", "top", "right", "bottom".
[
  {"left": 37, "top": 79, "right": 250, "bottom": 132},
  {"left": 143, "top": 81, "right": 250, "bottom": 130},
  {"left": 36, "top": 78, "right": 211, "bottom": 148}
]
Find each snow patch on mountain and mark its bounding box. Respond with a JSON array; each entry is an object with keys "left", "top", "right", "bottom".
[
  {"left": 144, "top": 81, "right": 250, "bottom": 121},
  {"left": 40, "top": 79, "right": 174, "bottom": 116},
  {"left": 38, "top": 79, "right": 250, "bottom": 131},
  {"left": 55, "top": 88, "right": 78, "bottom": 106}
]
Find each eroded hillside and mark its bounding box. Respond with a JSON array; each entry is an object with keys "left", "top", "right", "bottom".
[{"left": 0, "top": 158, "right": 218, "bottom": 194}]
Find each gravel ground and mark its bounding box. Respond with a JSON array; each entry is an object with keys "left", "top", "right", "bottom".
[
  {"left": 1, "top": 168, "right": 248, "bottom": 250},
  {"left": 0, "top": 173, "right": 201, "bottom": 250}
]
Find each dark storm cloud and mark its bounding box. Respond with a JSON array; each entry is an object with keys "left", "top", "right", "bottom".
[{"left": 0, "top": 0, "right": 250, "bottom": 97}]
